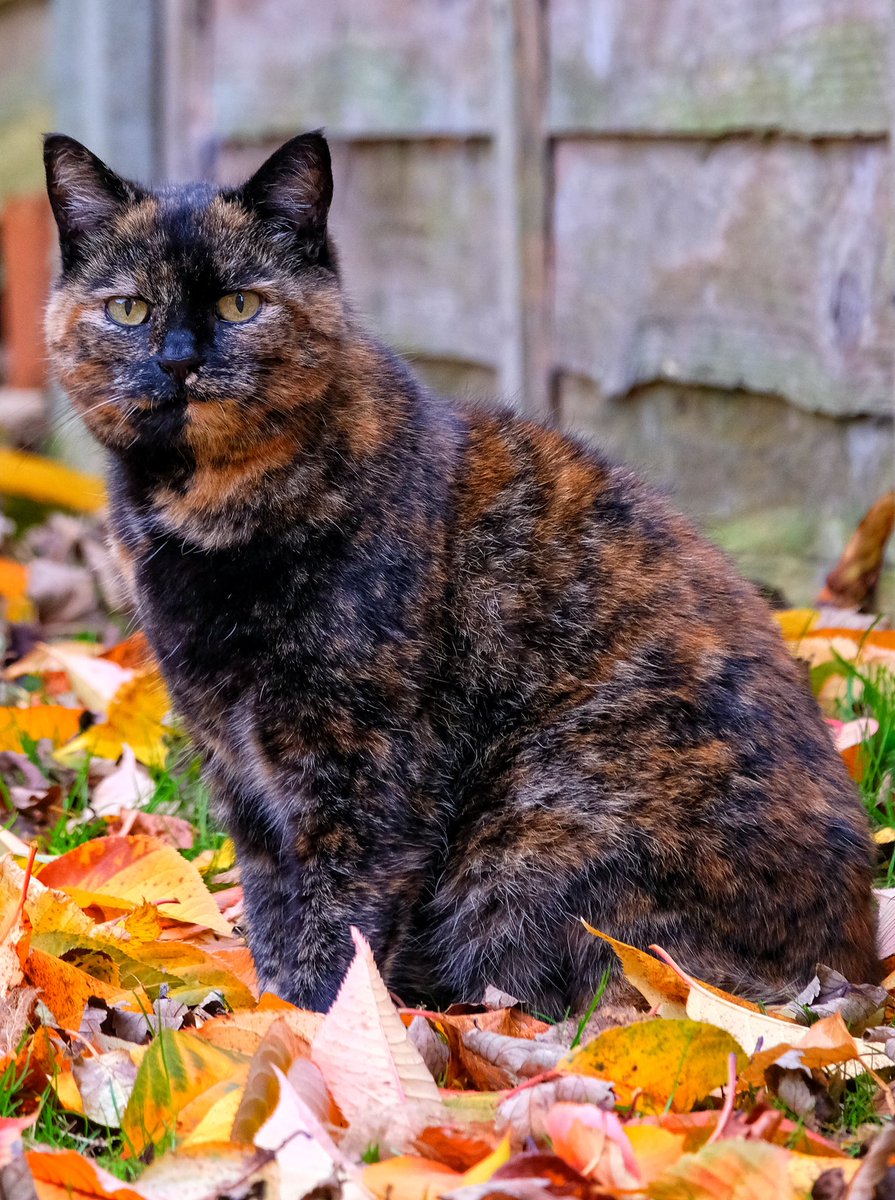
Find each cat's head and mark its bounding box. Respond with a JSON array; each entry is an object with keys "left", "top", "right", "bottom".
[{"left": 44, "top": 132, "right": 344, "bottom": 463}]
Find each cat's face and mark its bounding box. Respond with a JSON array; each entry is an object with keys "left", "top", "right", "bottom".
[{"left": 44, "top": 133, "right": 344, "bottom": 462}]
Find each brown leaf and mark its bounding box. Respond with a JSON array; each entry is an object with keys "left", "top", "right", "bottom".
[
  {"left": 819, "top": 491, "right": 895, "bottom": 609},
  {"left": 497, "top": 1076, "right": 615, "bottom": 1143},
  {"left": 461, "top": 1029, "right": 565, "bottom": 1087},
  {"left": 230, "top": 1016, "right": 311, "bottom": 1144},
  {"left": 72, "top": 1049, "right": 138, "bottom": 1127}
]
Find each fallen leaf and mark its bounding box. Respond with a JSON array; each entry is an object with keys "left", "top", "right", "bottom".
[
  {"left": 0, "top": 706, "right": 84, "bottom": 754},
  {"left": 581, "top": 925, "right": 689, "bottom": 1015},
  {"left": 460, "top": 1028, "right": 565, "bottom": 1086},
  {"left": 122, "top": 1027, "right": 249, "bottom": 1153},
  {"left": 498, "top": 1075, "right": 615, "bottom": 1143},
  {"left": 363, "top": 1155, "right": 461, "bottom": 1200},
  {"left": 135, "top": 1143, "right": 274, "bottom": 1200},
  {"left": 231, "top": 1016, "right": 311, "bottom": 1144},
  {"left": 37, "top": 835, "right": 231, "bottom": 936},
  {"left": 561, "top": 1018, "right": 742, "bottom": 1113},
  {"left": 0, "top": 557, "right": 32, "bottom": 622},
  {"left": 819, "top": 491, "right": 895, "bottom": 609},
  {"left": 91, "top": 747, "right": 155, "bottom": 818},
  {"left": 57, "top": 665, "right": 172, "bottom": 769},
  {"left": 0, "top": 448, "right": 106, "bottom": 513},
  {"left": 0, "top": 1113, "right": 36, "bottom": 1169},
  {"left": 311, "top": 928, "right": 443, "bottom": 1144},
  {"left": 72, "top": 1049, "right": 138, "bottom": 1127},
  {"left": 646, "top": 1138, "right": 799, "bottom": 1199},
  {"left": 547, "top": 1103, "right": 641, "bottom": 1188},
  {"left": 25, "top": 1148, "right": 145, "bottom": 1200}
]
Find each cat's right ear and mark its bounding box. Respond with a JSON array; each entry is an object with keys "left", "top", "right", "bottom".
[{"left": 43, "top": 134, "right": 139, "bottom": 271}]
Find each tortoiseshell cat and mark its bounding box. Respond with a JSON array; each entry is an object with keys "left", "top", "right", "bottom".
[{"left": 43, "top": 131, "right": 878, "bottom": 1015}]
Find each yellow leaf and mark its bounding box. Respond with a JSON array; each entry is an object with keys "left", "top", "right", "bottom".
[
  {"left": 875, "top": 828, "right": 895, "bottom": 845},
  {"left": 39, "top": 643, "right": 132, "bottom": 713},
  {"left": 57, "top": 665, "right": 172, "bottom": 769},
  {"left": 363, "top": 1156, "right": 460, "bottom": 1200},
  {"left": 774, "top": 608, "right": 820, "bottom": 640},
  {"left": 582, "top": 923, "right": 689, "bottom": 1015},
  {"left": 180, "top": 1083, "right": 244, "bottom": 1147},
  {"left": 0, "top": 705, "right": 84, "bottom": 753},
  {"left": 561, "top": 1018, "right": 742, "bottom": 1114},
  {"left": 742, "top": 1013, "right": 881, "bottom": 1086},
  {"left": 122, "top": 1028, "right": 249, "bottom": 1153},
  {"left": 460, "top": 1136, "right": 512, "bottom": 1185},
  {"left": 123, "top": 900, "right": 165, "bottom": 942},
  {"left": 0, "top": 448, "right": 106, "bottom": 513},
  {"left": 37, "top": 834, "right": 232, "bottom": 936}
]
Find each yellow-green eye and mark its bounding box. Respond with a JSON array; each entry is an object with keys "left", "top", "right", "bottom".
[
  {"left": 216, "top": 290, "right": 261, "bottom": 323},
  {"left": 105, "top": 297, "right": 150, "bottom": 326}
]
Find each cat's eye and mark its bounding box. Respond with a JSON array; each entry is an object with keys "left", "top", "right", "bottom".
[
  {"left": 105, "top": 297, "right": 150, "bottom": 326},
  {"left": 216, "top": 290, "right": 262, "bottom": 323}
]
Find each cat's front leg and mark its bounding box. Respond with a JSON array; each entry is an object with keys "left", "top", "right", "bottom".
[{"left": 225, "top": 775, "right": 428, "bottom": 1012}]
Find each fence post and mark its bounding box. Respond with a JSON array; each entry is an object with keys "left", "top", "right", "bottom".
[{"left": 492, "top": 0, "right": 552, "bottom": 419}]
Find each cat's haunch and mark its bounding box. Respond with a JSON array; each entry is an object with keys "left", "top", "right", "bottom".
[{"left": 44, "top": 130, "right": 878, "bottom": 1014}]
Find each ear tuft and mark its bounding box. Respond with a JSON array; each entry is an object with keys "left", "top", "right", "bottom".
[
  {"left": 43, "top": 134, "right": 140, "bottom": 270},
  {"left": 238, "top": 131, "right": 333, "bottom": 260}
]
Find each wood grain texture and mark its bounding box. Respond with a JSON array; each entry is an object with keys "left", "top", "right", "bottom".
[
  {"left": 550, "top": 0, "right": 890, "bottom": 135},
  {"left": 553, "top": 138, "right": 894, "bottom": 417},
  {"left": 218, "top": 139, "right": 501, "bottom": 368},
  {"left": 210, "top": 0, "right": 494, "bottom": 137}
]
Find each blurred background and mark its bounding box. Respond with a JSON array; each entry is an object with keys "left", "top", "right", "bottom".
[{"left": 0, "top": 0, "right": 893, "bottom": 605}]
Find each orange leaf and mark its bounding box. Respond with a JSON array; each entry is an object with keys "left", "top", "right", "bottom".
[
  {"left": 582, "top": 923, "right": 689, "bottom": 1013},
  {"left": 647, "top": 1138, "right": 798, "bottom": 1199},
  {"left": 23, "top": 947, "right": 129, "bottom": 1029},
  {"left": 363, "top": 1155, "right": 460, "bottom": 1200},
  {"left": 0, "top": 557, "right": 32, "bottom": 621},
  {"left": 0, "top": 705, "right": 84, "bottom": 753},
  {"left": 26, "top": 1148, "right": 145, "bottom": 1200},
  {"left": 37, "top": 835, "right": 232, "bottom": 936}
]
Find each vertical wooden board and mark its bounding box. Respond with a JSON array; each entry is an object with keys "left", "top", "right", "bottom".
[
  {"left": 217, "top": 139, "right": 501, "bottom": 367},
  {"left": 0, "top": 194, "right": 53, "bottom": 388},
  {"left": 210, "top": 0, "right": 494, "bottom": 137},
  {"left": 0, "top": 0, "right": 52, "bottom": 201},
  {"left": 552, "top": 138, "right": 894, "bottom": 417},
  {"left": 549, "top": 0, "right": 890, "bottom": 135}
]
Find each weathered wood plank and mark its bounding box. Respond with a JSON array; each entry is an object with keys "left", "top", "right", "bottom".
[
  {"left": 492, "top": 0, "right": 551, "bottom": 415},
  {"left": 210, "top": 0, "right": 494, "bottom": 138},
  {"left": 218, "top": 139, "right": 501, "bottom": 367},
  {"left": 550, "top": 0, "right": 890, "bottom": 135},
  {"left": 0, "top": 0, "right": 51, "bottom": 201},
  {"left": 553, "top": 139, "right": 894, "bottom": 417},
  {"left": 560, "top": 376, "right": 895, "bottom": 607}
]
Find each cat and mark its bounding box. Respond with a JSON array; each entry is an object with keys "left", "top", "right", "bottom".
[{"left": 43, "top": 131, "right": 878, "bottom": 1015}]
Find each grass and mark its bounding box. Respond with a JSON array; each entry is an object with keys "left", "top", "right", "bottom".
[
  {"left": 28, "top": 1094, "right": 143, "bottom": 1181},
  {"left": 832, "top": 660, "right": 895, "bottom": 883}
]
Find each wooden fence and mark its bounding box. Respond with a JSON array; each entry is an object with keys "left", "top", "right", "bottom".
[{"left": 1, "top": 0, "right": 893, "bottom": 600}]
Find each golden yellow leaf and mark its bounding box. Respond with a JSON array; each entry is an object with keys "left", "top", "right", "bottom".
[
  {"left": 774, "top": 608, "right": 820, "bottom": 640},
  {"left": 38, "top": 834, "right": 232, "bottom": 936},
  {"left": 58, "top": 665, "right": 172, "bottom": 768},
  {"left": 0, "top": 556, "right": 32, "bottom": 622},
  {"left": 123, "top": 900, "right": 166, "bottom": 942},
  {"left": 0, "top": 705, "right": 84, "bottom": 753},
  {"left": 561, "top": 1018, "right": 742, "bottom": 1114},
  {"left": 0, "top": 448, "right": 106, "bottom": 513},
  {"left": 122, "top": 1028, "right": 250, "bottom": 1153},
  {"left": 459, "top": 1137, "right": 512, "bottom": 1185},
  {"left": 582, "top": 923, "right": 689, "bottom": 1015},
  {"left": 180, "top": 1083, "right": 244, "bottom": 1147}
]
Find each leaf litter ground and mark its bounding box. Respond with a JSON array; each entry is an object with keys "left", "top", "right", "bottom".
[{"left": 2, "top": 469, "right": 895, "bottom": 1198}]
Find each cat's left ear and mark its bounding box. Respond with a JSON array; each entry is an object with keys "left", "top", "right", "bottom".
[{"left": 239, "top": 131, "right": 333, "bottom": 263}]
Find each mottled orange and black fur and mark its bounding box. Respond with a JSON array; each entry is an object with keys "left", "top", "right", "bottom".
[{"left": 44, "top": 132, "right": 878, "bottom": 1014}]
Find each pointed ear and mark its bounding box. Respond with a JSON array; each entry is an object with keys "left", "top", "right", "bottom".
[
  {"left": 238, "top": 131, "right": 333, "bottom": 262},
  {"left": 43, "top": 134, "right": 140, "bottom": 270}
]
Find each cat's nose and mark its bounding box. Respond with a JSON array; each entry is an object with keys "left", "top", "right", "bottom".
[{"left": 158, "top": 353, "right": 203, "bottom": 384}]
